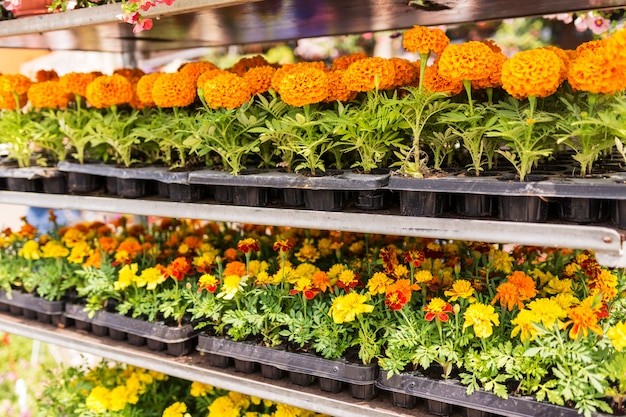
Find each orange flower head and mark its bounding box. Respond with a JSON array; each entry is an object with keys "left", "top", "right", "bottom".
[
  {"left": 492, "top": 281, "right": 524, "bottom": 311},
  {"left": 223, "top": 261, "right": 247, "bottom": 277},
  {"left": 575, "top": 39, "right": 606, "bottom": 55},
  {"left": 390, "top": 57, "right": 418, "bottom": 88},
  {"left": 438, "top": 41, "right": 495, "bottom": 82},
  {"left": 312, "top": 270, "right": 331, "bottom": 293},
  {"left": 471, "top": 52, "right": 507, "bottom": 90},
  {"left": 424, "top": 297, "right": 453, "bottom": 322},
  {"left": 202, "top": 72, "right": 252, "bottom": 110},
  {"left": 230, "top": 55, "right": 270, "bottom": 76},
  {"left": 543, "top": 46, "right": 570, "bottom": 86},
  {"left": 501, "top": 48, "right": 562, "bottom": 99},
  {"left": 178, "top": 61, "right": 219, "bottom": 83},
  {"left": 35, "top": 69, "right": 59, "bottom": 82},
  {"left": 323, "top": 70, "right": 357, "bottom": 103},
  {"left": 136, "top": 73, "right": 163, "bottom": 107},
  {"left": 27, "top": 81, "right": 70, "bottom": 109},
  {"left": 565, "top": 296, "right": 604, "bottom": 340},
  {"left": 197, "top": 69, "right": 231, "bottom": 88},
  {"left": 278, "top": 66, "right": 329, "bottom": 107},
  {"left": 507, "top": 270, "right": 538, "bottom": 301},
  {"left": 165, "top": 256, "right": 192, "bottom": 281},
  {"left": 223, "top": 247, "right": 238, "bottom": 261},
  {"left": 0, "top": 74, "right": 31, "bottom": 110},
  {"left": 151, "top": 72, "right": 197, "bottom": 108},
  {"left": 385, "top": 279, "right": 419, "bottom": 310},
  {"left": 59, "top": 72, "right": 99, "bottom": 98},
  {"left": 423, "top": 59, "right": 463, "bottom": 95},
  {"left": 242, "top": 65, "right": 276, "bottom": 95},
  {"left": 331, "top": 52, "right": 368, "bottom": 71},
  {"left": 402, "top": 25, "right": 450, "bottom": 56},
  {"left": 606, "top": 28, "right": 626, "bottom": 71},
  {"left": 113, "top": 68, "right": 145, "bottom": 82},
  {"left": 342, "top": 57, "right": 396, "bottom": 92},
  {"left": 568, "top": 47, "right": 626, "bottom": 94},
  {"left": 85, "top": 74, "right": 133, "bottom": 109}
]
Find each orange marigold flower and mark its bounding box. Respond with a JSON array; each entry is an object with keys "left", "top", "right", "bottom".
[
  {"left": 424, "top": 297, "right": 453, "bottom": 322},
  {"left": 230, "top": 55, "right": 269, "bottom": 76},
  {"left": 136, "top": 73, "right": 162, "bottom": 107},
  {"left": 482, "top": 39, "right": 502, "bottom": 53},
  {"left": 385, "top": 279, "right": 419, "bottom": 311},
  {"left": 331, "top": 52, "right": 368, "bottom": 71},
  {"left": 27, "top": 81, "right": 70, "bottom": 109},
  {"left": 202, "top": 72, "right": 252, "bottom": 110},
  {"left": 491, "top": 282, "right": 524, "bottom": 311},
  {"left": 165, "top": 256, "right": 192, "bottom": 281},
  {"left": 575, "top": 39, "right": 606, "bottom": 55},
  {"left": 98, "top": 236, "right": 118, "bottom": 253},
  {"left": 179, "top": 61, "right": 219, "bottom": 83},
  {"left": 543, "top": 46, "right": 570, "bottom": 86},
  {"left": 606, "top": 28, "right": 626, "bottom": 71},
  {"left": 196, "top": 69, "right": 230, "bottom": 89},
  {"left": 402, "top": 25, "right": 450, "bottom": 56},
  {"left": 0, "top": 74, "right": 31, "bottom": 110},
  {"left": 471, "top": 52, "right": 507, "bottom": 90},
  {"left": 568, "top": 47, "right": 626, "bottom": 94},
  {"left": 312, "top": 270, "right": 331, "bottom": 293},
  {"left": 242, "top": 65, "right": 276, "bottom": 95},
  {"left": 423, "top": 59, "right": 463, "bottom": 95},
  {"left": 59, "top": 72, "right": 99, "bottom": 98},
  {"left": 438, "top": 41, "right": 495, "bottom": 82},
  {"left": 390, "top": 57, "right": 418, "bottom": 88},
  {"left": 508, "top": 270, "right": 538, "bottom": 301},
  {"left": 151, "top": 72, "right": 197, "bottom": 108},
  {"left": 223, "top": 247, "right": 238, "bottom": 261},
  {"left": 343, "top": 57, "right": 396, "bottom": 92},
  {"left": 565, "top": 296, "right": 604, "bottom": 340},
  {"left": 35, "top": 69, "right": 59, "bottom": 82},
  {"left": 279, "top": 66, "right": 329, "bottom": 107},
  {"left": 323, "top": 70, "right": 357, "bottom": 103},
  {"left": 500, "top": 48, "right": 562, "bottom": 99},
  {"left": 113, "top": 68, "right": 145, "bottom": 82},
  {"left": 223, "top": 261, "right": 247, "bottom": 277},
  {"left": 85, "top": 74, "right": 133, "bottom": 109},
  {"left": 83, "top": 250, "right": 101, "bottom": 268}
]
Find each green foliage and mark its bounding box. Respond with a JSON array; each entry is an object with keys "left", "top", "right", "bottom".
[
  {"left": 75, "top": 263, "right": 120, "bottom": 317},
  {"left": 83, "top": 106, "right": 141, "bottom": 167}
]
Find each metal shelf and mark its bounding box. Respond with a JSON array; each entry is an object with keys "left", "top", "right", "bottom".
[
  {"left": 1, "top": 0, "right": 626, "bottom": 52},
  {"left": 1, "top": 191, "right": 624, "bottom": 267},
  {"left": 0, "top": 314, "right": 433, "bottom": 417}
]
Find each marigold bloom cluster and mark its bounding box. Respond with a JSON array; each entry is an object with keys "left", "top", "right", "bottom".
[
  {"left": 278, "top": 66, "right": 329, "bottom": 107},
  {"left": 438, "top": 41, "right": 495, "bottom": 82},
  {"left": 27, "top": 81, "right": 70, "bottom": 109},
  {"left": 501, "top": 48, "right": 562, "bottom": 99},
  {"left": 151, "top": 72, "right": 197, "bottom": 108},
  {"left": 402, "top": 25, "right": 450, "bottom": 55},
  {"left": 85, "top": 74, "right": 133, "bottom": 109},
  {"left": 202, "top": 72, "right": 252, "bottom": 110},
  {"left": 342, "top": 57, "right": 396, "bottom": 92}
]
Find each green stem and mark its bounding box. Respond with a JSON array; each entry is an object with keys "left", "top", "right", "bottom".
[
  {"left": 418, "top": 52, "right": 430, "bottom": 91},
  {"left": 587, "top": 92, "right": 597, "bottom": 117},
  {"left": 463, "top": 79, "right": 473, "bottom": 115}
]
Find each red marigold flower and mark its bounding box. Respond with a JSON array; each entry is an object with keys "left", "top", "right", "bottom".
[
  {"left": 237, "top": 238, "right": 260, "bottom": 254},
  {"left": 423, "top": 297, "right": 453, "bottom": 322},
  {"left": 384, "top": 279, "right": 419, "bottom": 310},
  {"left": 273, "top": 238, "right": 294, "bottom": 252},
  {"left": 385, "top": 289, "right": 408, "bottom": 311},
  {"left": 198, "top": 273, "right": 219, "bottom": 293},
  {"left": 404, "top": 249, "right": 425, "bottom": 268}
]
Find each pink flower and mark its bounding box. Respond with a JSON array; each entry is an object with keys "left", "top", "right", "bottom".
[
  {"left": 4, "top": 0, "right": 21, "bottom": 12},
  {"left": 133, "top": 18, "right": 153, "bottom": 33},
  {"left": 140, "top": 0, "right": 155, "bottom": 11},
  {"left": 575, "top": 12, "right": 611, "bottom": 34}
]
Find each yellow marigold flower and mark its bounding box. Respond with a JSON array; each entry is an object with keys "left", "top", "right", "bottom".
[
  {"left": 85, "top": 386, "right": 111, "bottom": 413},
  {"left": 588, "top": 269, "right": 618, "bottom": 302},
  {"left": 295, "top": 241, "right": 320, "bottom": 263},
  {"left": 27, "top": 81, "right": 70, "bottom": 109},
  {"left": 444, "top": 279, "right": 476, "bottom": 302},
  {"left": 279, "top": 66, "right": 329, "bottom": 106},
  {"left": 563, "top": 262, "right": 580, "bottom": 277},
  {"left": 59, "top": 72, "right": 99, "bottom": 97},
  {"left": 390, "top": 57, "right": 418, "bottom": 88},
  {"left": 414, "top": 269, "right": 433, "bottom": 283},
  {"left": 323, "top": 70, "right": 357, "bottom": 102},
  {"left": 137, "top": 266, "right": 166, "bottom": 290},
  {"left": 543, "top": 277, "right": 574, "bottom": 295},
  {"left": 0, "top": 74, "right": 31, "bottom": 109},
  {"left": 393, "top": 264, "right": 409, "bottom": 279},
  {"left": 402, "top": 25, "right": 450, "bottom": 56},
  {"left": 463, "top": 302, "right": 499, "bottom": 338},
  {"left": 152, "top": 72, "right": 197, "bottom": 108},
  {"left": 179, "top": 61, "right": 219, "bottom": 83},
  {"left": 228, "top": 391, "right": 251, "bottom": 409},
  {"left": 115, "top": 263, "right": 139, "bottom": 291},
  {"left": 438, "top": 41, "right": 495, "bottom": 82},
  {"left": 489, "top": 249, "right": 514, "bottom": 273},
  {"left": 109, "top": 385, "right": 131, "bottom": 412},
  {"left": 242, "top": 65, "right": 276, "bottom": 95},
  {"left": 529, "top": 268, "right": 555, "bottom": 288},
  {"left": 136, "top": 73, "right": 162, "bottom": 107},
  {"left": 565, "top": 296, "right": 603, "bottom": 340},
  {"left": 230, "top": 54, "right": 269, "bottom": 76},
  {"left": 197, "top": 68, "right": 231, "bottom": 88},
  {"left": 423, "top": 59, "right": 463, "bottom": 95},
  {"left": 501, "top": 48, "right": 562, "bottom": 99},
  {"left": 85, "top": 74, "right": 133, "bottom": 109},
  {"left": 328, "top": 292, "right": 374, "bottom": 324},
  {"left": 510, "top": 309, "right": 539, "bottom": 342},
  {"left": 190, "top": 381, "right": 213, "bottom": 397},
  {"left": 208, "top": 395, "right": 240, "bottom": 417},
  {"left": 349, "top": 241, "right": 365, "bottom": 255},
  {"left": 202, "top": 72, "right": 252, "bottom": 110},
  {"left": 162, "top": 401, "right": 191, "bottom": 417},
  {"left": 217, "top": 274, "right": 247, "bottom": 300},
  {"left": 41, "top": 240, "right": 69, "bottom": 258},
  {"left": 367, "top": 272, "right": 393, "bottom": 295},
  {"left": 568, "top": 47, "right": 626, "bottom": 94},
  {"left": 551, "top": 293, "right": 579, "bottom": 311},
  {"left": 19, "top": 240, "right": 41, "bottom": 260},
  {"left": 607, "top": 321, "right": 626, "bottom": 351},
  {"left": 342, "top": 57, "right": 396, "bottom": 92},
  {"left": 331, "top": 52, "right": 368, "bottom": 71},
  {"left": 68, "top": 241, "right": 91, "bottom": 264},
  {"left": 526, "top": 297, "right": 567, "bottom": 329}
]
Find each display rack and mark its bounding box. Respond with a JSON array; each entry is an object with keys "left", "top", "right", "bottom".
[{"left": 2, "top": 1, "right": 626, "bottom": 416}]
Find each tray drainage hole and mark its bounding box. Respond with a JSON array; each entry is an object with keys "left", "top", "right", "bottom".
[
  {"left": 409, "top": 382, "right": 416, "bottom": 388},
  {"left": 333, "top": 367, "right": 339, "bottom": 373}
]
